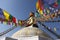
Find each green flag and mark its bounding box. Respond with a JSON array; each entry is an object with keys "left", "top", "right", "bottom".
[
  {"left": 9, "top": 14, "right": 13, "bottom": 21},
  {"left": 57, "top": 0, "right": 60, "bottom": 4}
]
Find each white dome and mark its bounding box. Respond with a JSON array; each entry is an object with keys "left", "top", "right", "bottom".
[{"left": 12, "top": 26, "right": 50, "bottom": 39}]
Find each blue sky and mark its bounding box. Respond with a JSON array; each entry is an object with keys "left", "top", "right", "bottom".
[
  {"left": 0, "top": 0, "right": 37, "bottom": 37},
  {"left": 0, "top": 0, "right": 60, "bottom": 39},
  {"left": 0, "top": 0, "right": 37, "bottom": 20}
]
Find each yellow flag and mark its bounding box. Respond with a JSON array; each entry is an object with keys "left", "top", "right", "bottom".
[
  {"left": 18, "top": 20, "right": 22, "bottom": 26},
  {"left": 36, "top": 1, "right": 43, "bottom": 15},
  {"left": 38, "top": 9, "right": 43, "bottom": 15},
  {"left": 3, "top": 21, "right": 7, "bottom": 25},
  {"left": 47, "top": 9, "right": 50, "bottom": 14},
  {"left": 54, "top": 27, "right": 56, "bottom": 32},
  {"left": 36, "top": 1, "right": 39, "bottom": 10},
  {"left": 40, "top": 10, "right": 43, "bottom": 15},
  {"left": 3, "top": 10, "right": 10, "bottom": 20}
]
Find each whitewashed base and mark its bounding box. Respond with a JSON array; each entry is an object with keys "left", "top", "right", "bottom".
[
  {"left": 0, "top": 36, "right": 53, "bottom": 40},
  {"left": 6, "top": 36, "right": 52, "bottom": 40},
  {"left": 17, "top": 36, "right": 38, "bottom": 40}
]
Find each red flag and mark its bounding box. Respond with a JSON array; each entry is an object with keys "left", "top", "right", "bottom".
[
  {"left": 53, "top": 2, "right": 58, "bottom": 8},
  {"left": 38, "top": 0, "right": 44, "bottom": 10},
  {"left": 12, "top": 17, "right": 16, "bottom": 23}
]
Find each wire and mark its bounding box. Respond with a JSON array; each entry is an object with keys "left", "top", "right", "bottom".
[{"left": 41, "top": 20, "right": 60, "bottom": 22}]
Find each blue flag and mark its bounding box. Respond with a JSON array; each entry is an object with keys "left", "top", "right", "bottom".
[{"left": 0, "top": 8, "right": 4, "bottom": 19}]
